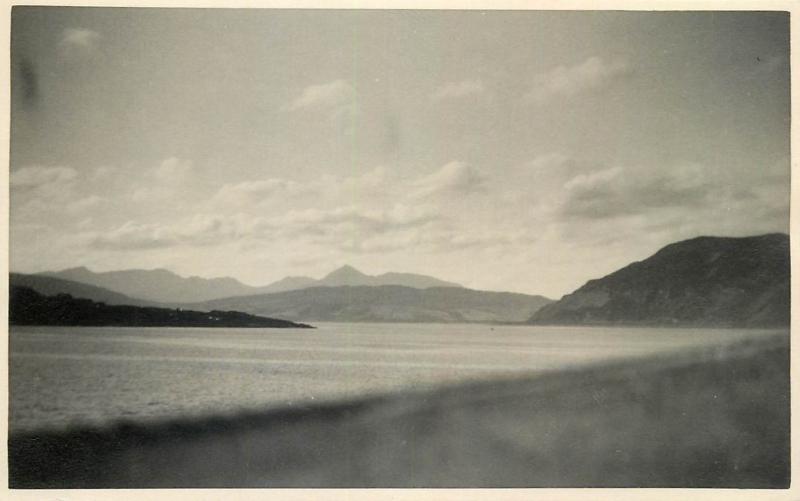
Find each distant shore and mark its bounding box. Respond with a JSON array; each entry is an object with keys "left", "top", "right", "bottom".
[
  {"left": 9, "top": 329, "right": 789, "bottom": 488},
  {"left": 9, "top": 285, "right": 313, "bottom": 329}
]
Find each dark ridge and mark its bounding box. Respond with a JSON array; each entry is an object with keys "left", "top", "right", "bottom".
[
  {"left": 9, "top": 286, "right": 312, "bottom": 328},
  {"left": 530, "top": 233, "right": 790, "bottom": 327},
  {"left": 10, "top": 272, "right": 160, "bottom": 307}
]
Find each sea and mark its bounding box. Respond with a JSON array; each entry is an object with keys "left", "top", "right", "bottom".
[{"left": 9, "top": 322, "right": 785, "bottom": 433}]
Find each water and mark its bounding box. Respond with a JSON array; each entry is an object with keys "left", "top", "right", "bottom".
[{"left": 9, "top": 322, "right": 784, "bottom": 433}]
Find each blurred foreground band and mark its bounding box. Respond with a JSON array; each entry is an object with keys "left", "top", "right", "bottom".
[{"left": 9, "top": 331, "right": 789, "bottom": 488}]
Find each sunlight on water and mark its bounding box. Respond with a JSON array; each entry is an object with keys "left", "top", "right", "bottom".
[{"left": 9, "top": 323, "right": 784, "bottom": 432}]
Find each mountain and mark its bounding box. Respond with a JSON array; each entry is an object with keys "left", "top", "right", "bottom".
[
  {"left": 40, "top": 267, "right": 256, "bottom": 304},
  {"left": 10, "top": 286, "right": 311, "bottom": 328},
  {"left": 41, "top": 267, "right": 255, "bottom": 304},
  {"left": 10, "top": 273, "right": 159, "bottom": 307},
  {"left": 317, "top": 264, "right": 369, "bottom": 286},
  {"left": 313, "top": 265, "right": 463, "bottom": 289},
  {"left": 38, "top": 265, "right": 463, "bottom": 303},
  {"left": 257, "top": 276, "right": 317, "bottom": 294},
  {"left": 17, "top": 268, "right": 538, "bottom": 323},
  {"left": 530, "top": 233, "right": 790, "bottom": 328},
  {"left": 257, "top": 265, "right": 463, "bottom": 291},
  {"left": 197, "top": 285, "right": 552, "bottom": 323}
]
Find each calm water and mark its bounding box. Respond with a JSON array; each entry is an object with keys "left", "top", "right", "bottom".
[{"left": 9, "top": 323, "right": 784, "bottom": 433}]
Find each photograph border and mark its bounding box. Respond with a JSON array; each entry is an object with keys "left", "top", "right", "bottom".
[{"left": 1, "top": 1, "right": 796, "bottom": 499}]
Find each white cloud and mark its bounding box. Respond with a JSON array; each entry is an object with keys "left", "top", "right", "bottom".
[
  {"left": 152, "top": 157, "right": 192, "bottom": 184},
  {"left": 11, "top": 166, "right": 82, "bottom": 223},
  {"left": 560, "top": 163, "right": 714, "bottom": 220},
  {"left": 85, "top": 213, "right": 266, "bottom": 251},
  {"left": 277, "top": 204, "right": 435, "bottom": 235},
  {"left": 527, "top": 152, "right": 571, "bottom": 171},
  {"left": 79, "top": 201, "right": 440, "bottom": 253},
  {"left": 211, "top": 179, "right": 302, "bottom": 210},
  {"left": 87, "top": 221, "right": 177, "bottom": 250},
  {"left": 324, "top": 165, "right": 394, "bottom": 202},
  {"left": 131, "top": 157, "right": 194, "bottom": 203},
  {"left": 286, "top": 80, "right": 355, "bottom": 111},
  {"left": 431, "top": 80, "right": 485, "bottom": 101},
  {"left": 411, "top": 161, "right": 487, "bottom": 199},
  {"left": 554, "top": 157, "right": 789, "bottom": 247},
  {"left": 11, "top": 165, "right": 78, "bottom": 189},
  {"left": 60, "top": 28, "right": 101, "bottom": 51},
  {"left": 525, "top": 56, "right": 632, "bottom": 105},
  {"left": 563, "top": 166, "right": 624, "bottom": 192}
]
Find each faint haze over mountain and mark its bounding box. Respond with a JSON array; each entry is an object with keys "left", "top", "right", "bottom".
[
  {"left": 39, "top": 264, "right": 463, "bottom": 303},
  {"left": 9, "top": 9, "right": 790, "bottom": 297}
]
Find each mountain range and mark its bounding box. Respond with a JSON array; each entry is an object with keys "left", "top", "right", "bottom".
[
  {"left": 39, "top": 265, "right": 462, "bottom": 303},
  {"left": 12, "top": 272, "right": 550, "bottom": 325},
  {"left": 13, "top": 233, "right": 790, "bottom": 327},
  {"left": 195, "top": 285, "right": 552, "bottom": 324},
  {"left": 530, "top": 233, "right": 790, "bottom": 327}
]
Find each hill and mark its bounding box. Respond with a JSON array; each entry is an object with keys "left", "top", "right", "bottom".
[
  {"left": 10, "top": 273, "right": 159, "bottom": 307},
  {"left": 198, "top": 284, "right": 552, "bottom": 323},
  {"left": 312, "top": 265, "right": 462, "bottom": 289},
  {"left": 40, "top": 267, "right": 255, "bottom": 303},
  {"left": 10, "top": 286, "right": 311, "bottom": 328},
  {"left": 530, "top": 233, "right": 790, "bottom": 327},
  {"left": 258, "top": 275, "right": 317, "bottom": 294}
]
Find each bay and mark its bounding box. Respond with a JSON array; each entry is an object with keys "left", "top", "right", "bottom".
[{"left": 9, "top": 323, "right": 784, "bottom": 433}]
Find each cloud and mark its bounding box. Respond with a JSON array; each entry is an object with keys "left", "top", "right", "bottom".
[
  {"left": 85, "top": 214, "right": 264, "bottom": 251},
  {"left": 11, "top": 165, "right": 78, "bottom": 189},
  {"left": 525, "top": 56, "right": 632, "bottom": 105},
  {"left": 91, "top": 166, "right": 117, "bottom": 183},
  {"left": 60, "top": 28, "right": 101, "bottom": 52},
  {"left": 556, "top": 158, "right": 789, "bottom": 239},
  {"left": 330, "top": 220, "right": 537, "bottom": 256},
  {"left": 11, "top": 166, "right": 82, "bottom": 222},
  {"left": 560, "top": 163, "right": 714, "bottom": 220},
  {"left": 527, "top": 152, "right": 571, "bottom": 171},
  {"left": 152, "top": 157, "right": 192, "bottom": 183},
  {"left": 277, "top": 204, "right": 436, "bottom": 236},
  {"left": 286, "top": 80, "right": 356, "bottom": 111},
  {"left": 562, "top": 166, "right": 624, "bottom": 193},
  {"left": 87, "top": 221, "right": 178, "bottom": 250},
  {"left": 131, "top": 157, "right": 194, "bottom": 203},
  {"left": 431, "top": 80, "right": 485, "bottom": 101},
  {"left": 67, "top": 195, "right": 108, "bottom": 214},
  {"left": 82, "top": 200, "right": 440, "bottom": 253},
  {"left": 211, "top": 179, "right": 304, "bottom": 210},
  {"left": 411, "top": 161, "right": 487, "bottom": 199},
  {"left": 255, "top": 203, "right": 440, "bottom": 256}
]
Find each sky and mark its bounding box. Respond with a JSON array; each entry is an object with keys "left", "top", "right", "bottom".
[{"left": 9, "top": 8, "right": 791, "bottom": 298}]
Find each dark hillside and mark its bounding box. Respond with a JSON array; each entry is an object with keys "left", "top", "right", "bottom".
[
  {"left": 530, "top": 234, "right": 789, "bottom": 327},
  {"left": 10, "top": 286, "right": 311, "bottom": 328}
]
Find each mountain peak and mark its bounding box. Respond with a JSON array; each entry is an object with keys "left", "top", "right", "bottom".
[
  {"left": 324, "top": 265, "right": 367, "bottom": 280},
  {"left": 60, "top": 266, "right": 92, "bottom": 273}
]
